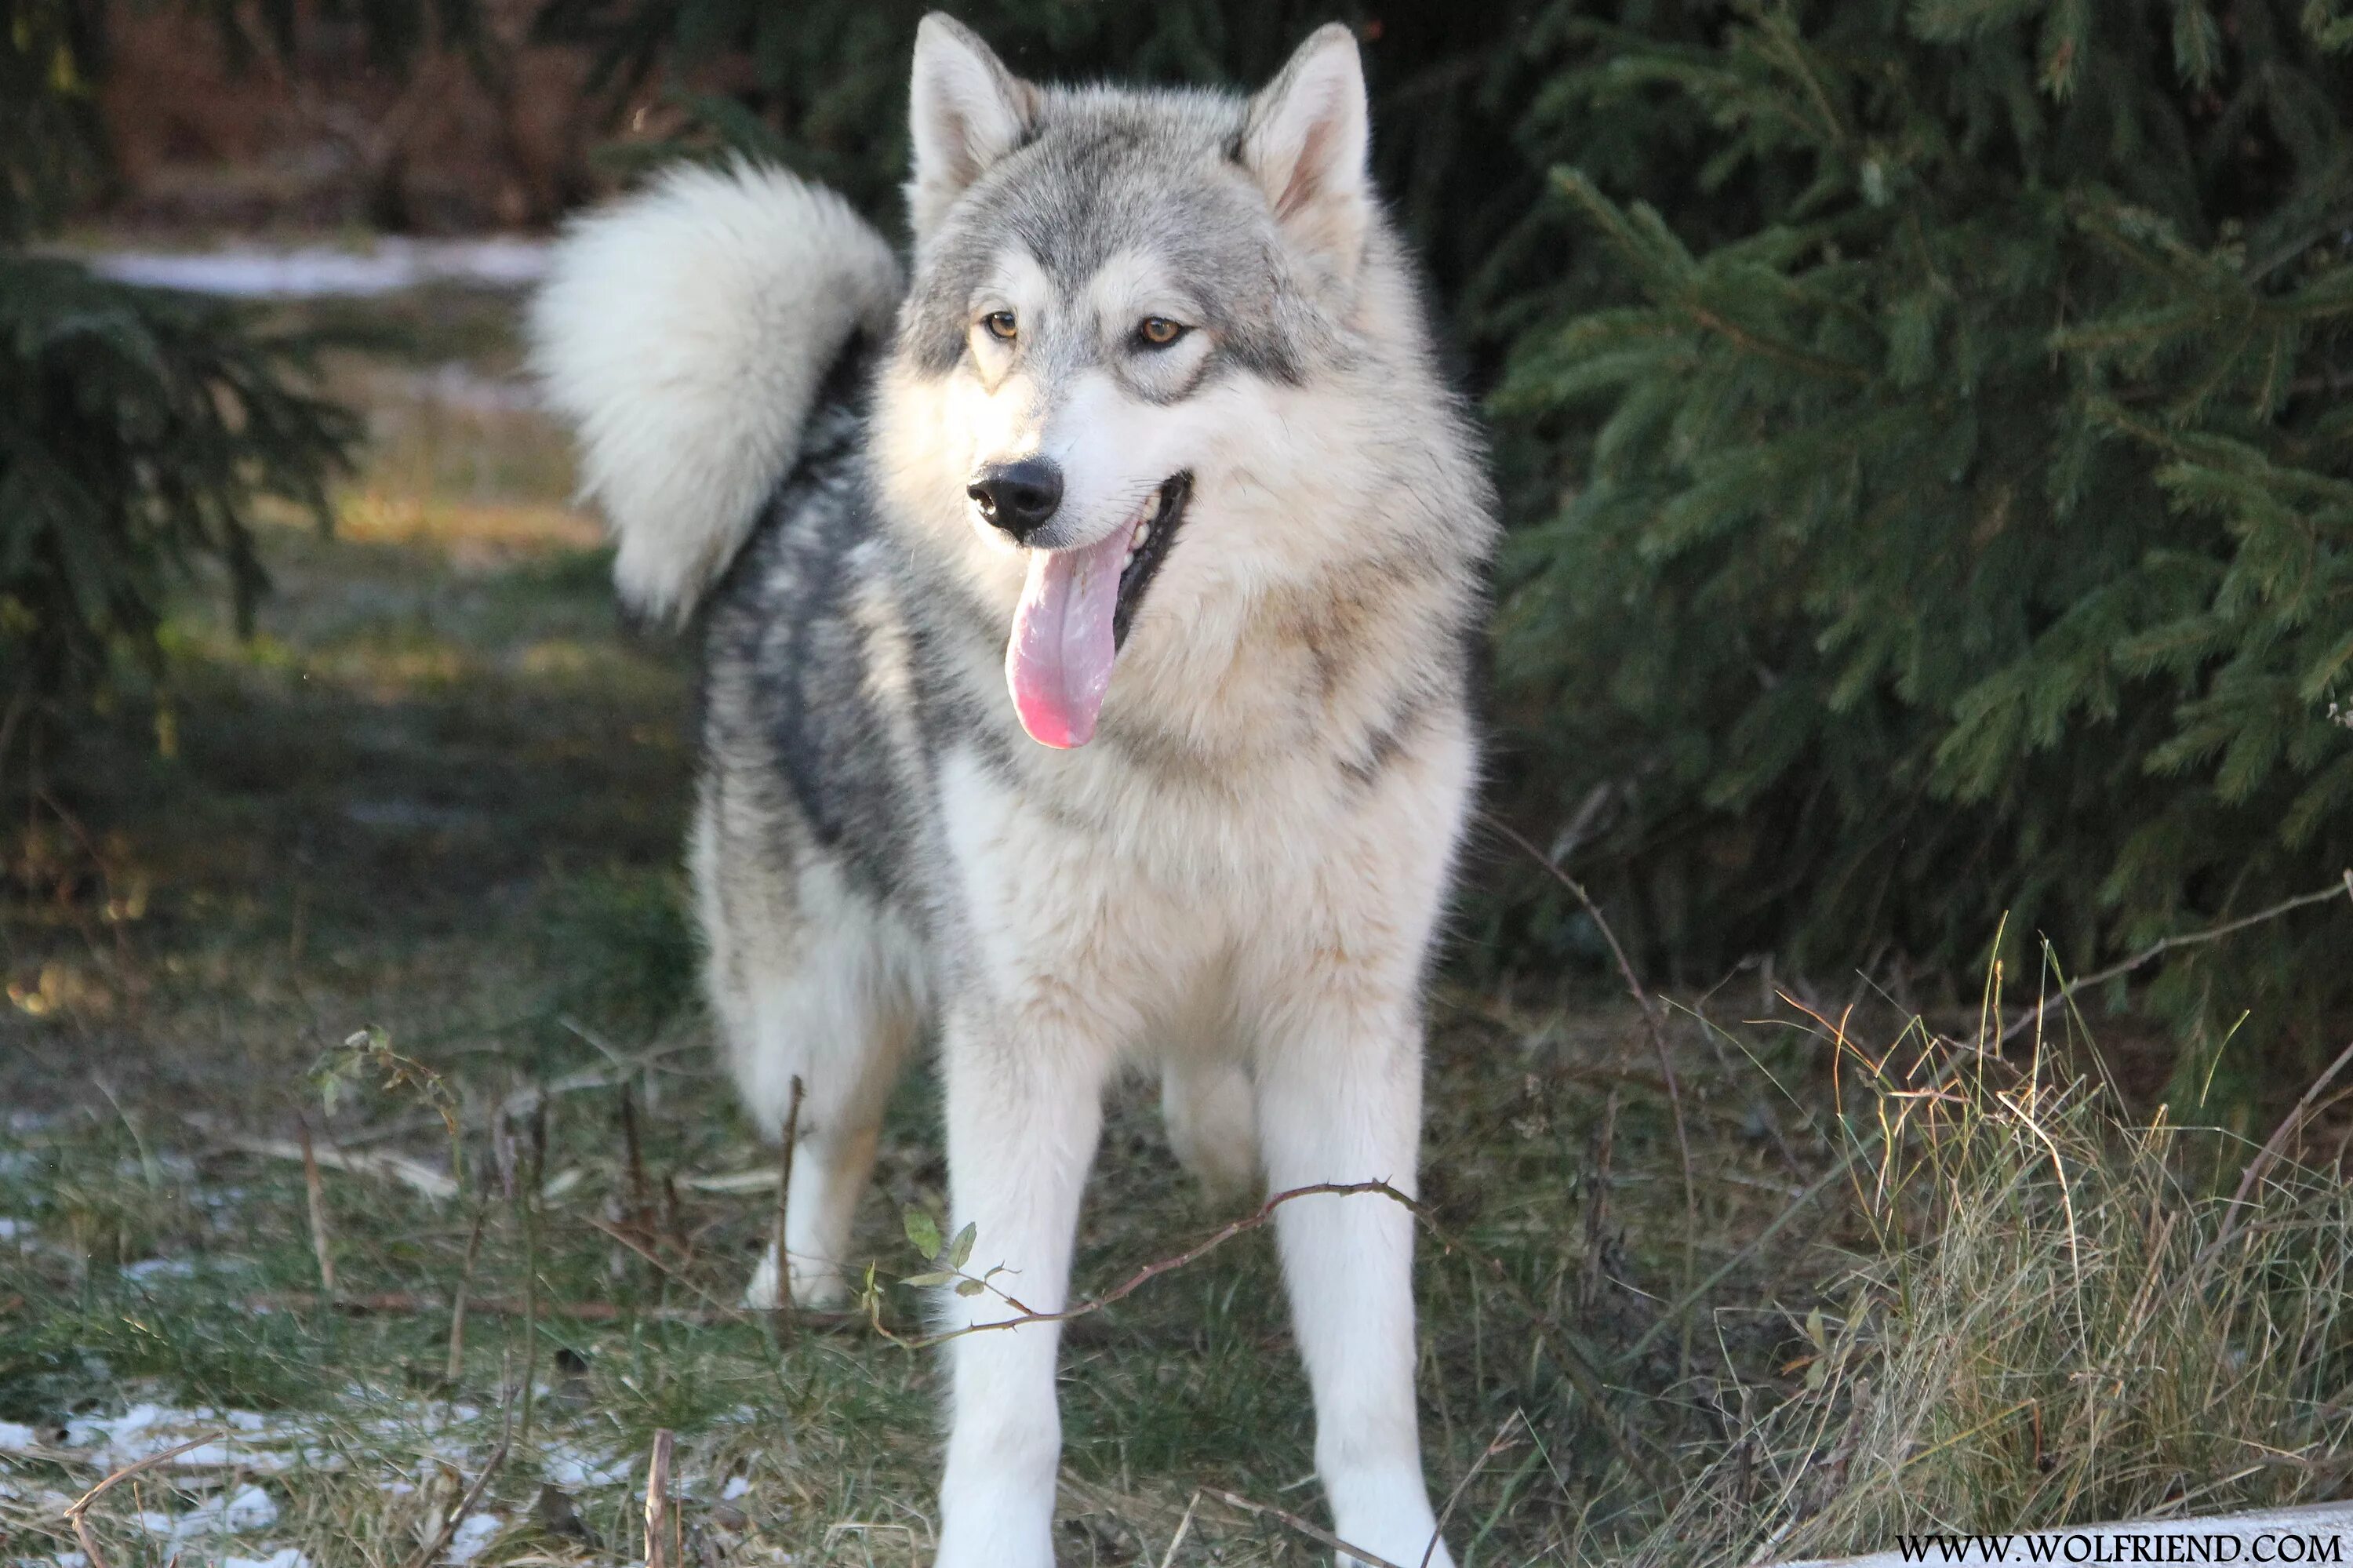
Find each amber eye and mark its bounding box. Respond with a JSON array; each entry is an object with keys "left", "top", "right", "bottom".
[
  {"left": 1136, "top": 316, "right": 1187, "bottom": 348},
  {"left": 982, "top": 311, "right": 1018, "bottom": 341}
]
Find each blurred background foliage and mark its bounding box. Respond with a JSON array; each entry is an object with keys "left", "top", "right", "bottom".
[
  {"left": 9, "top": 0, "right": 2353, "bottom": 1093},
  {"left": 2, "top": 0, "right": 355, "bottom": 777}
]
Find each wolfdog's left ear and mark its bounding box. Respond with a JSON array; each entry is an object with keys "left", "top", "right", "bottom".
[
  {"left": 1242, "top": 24, "right": 1371, "bottom": 293},
  {"left": 907, "top": 13, "right": 1039, "bottom": 241}
]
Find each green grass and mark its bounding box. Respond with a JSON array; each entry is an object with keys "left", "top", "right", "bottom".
[{"left": 3, "top": 286, "right": 2349, "bottom": 1568}]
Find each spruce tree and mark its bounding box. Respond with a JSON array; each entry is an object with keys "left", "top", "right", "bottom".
[
  {"left": 1491, "top": 0, "right": 2353, "bottom": 1088},
  {"left": 0, "top": 0, "right": 359, "bottom": 776}
]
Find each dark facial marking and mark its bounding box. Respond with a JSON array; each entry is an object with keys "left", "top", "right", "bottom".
[{"left": 900, "top": 88, "right": 1314, "bottom": 386}]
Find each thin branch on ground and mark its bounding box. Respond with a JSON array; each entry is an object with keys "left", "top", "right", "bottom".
[
  {"left": 1156, "top": 1493, "right": 1201, "bottom": 1568},
  {"left": 1206, "top": 1487, "right": 1407, "bottom": 1568},
  {"left": 620, "top": 1080, "right": 654, "bottom": 1236},
  {"left": 516, "top": 1099, "right": 547, "bottom": 1443},
  {"left": 63, "top": 1432, "right": 223, "bottom": 1568},
  {"left": 398, "top": 1432, "right": 510, "bottom": 1568},
  {"left": 248, "top": 1289, "right": 865, "bottom": 1328},
  {"left": 866, "top": 1182, "right": 1391, "bottom": 1342},
  {"left": 191, "top": 1122, "right": 460, "bottom": 1200},
  {"left": 296, "top": 1114, "right": 337, "bottom": 1299},
  {"left": 773, "top": 1073, "right": 806, "bottom": 1341},
  {"left": 583, "top": 1214, "right": 773, "bottom": 1326},
  {"left": 1424, "top": 1411, "right": 1525, "bottom": 1568},
  {"left": 643, "top": 1428, "right": 676, "bottom": 1568},
  {"left": 867, "top": 1178, "right": 1669, "bottom": 1497},
  {"left": 2198, "top": 1035, "right": 2353, "bottom": 1271},
  {"left": 445, "top": 1203, "right": 489, "bottom": 1386},
  {"left": 1483, "top": 812, "right": 1702, "bottom": 1381}
]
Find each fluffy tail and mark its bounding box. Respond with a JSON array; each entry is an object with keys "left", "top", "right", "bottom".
[{"left": 528, "top": 161, "right": 901, "bottom": 624}]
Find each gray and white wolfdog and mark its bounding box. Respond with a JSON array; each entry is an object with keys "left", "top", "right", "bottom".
[{"left": 530, "top": 13, "right": 1495, "bottom": 1565}]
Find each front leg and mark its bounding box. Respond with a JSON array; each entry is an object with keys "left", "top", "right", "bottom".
[
  {"left": 1253, "top": 978, "right": 1451, "bottom": 1568},
  {"left": 933, "top": 999, "right": 1113, "bottom": 1568}
]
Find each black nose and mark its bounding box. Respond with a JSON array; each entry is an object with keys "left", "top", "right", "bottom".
[{"left": 966, "top": 458, "right": 1064, "bottom": 541}]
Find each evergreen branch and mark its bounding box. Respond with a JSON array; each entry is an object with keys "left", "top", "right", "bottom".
[
  {"left": 1679, "top": 298, "right": 1872, "bottom": 384},
  {"left": 1549, "top": 169, "right": 1872, "bottom": 384}
]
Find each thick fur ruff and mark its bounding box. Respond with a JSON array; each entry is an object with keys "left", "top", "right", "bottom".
[{"left": 527, "top": 160, "right": 902, "bottom": 624}]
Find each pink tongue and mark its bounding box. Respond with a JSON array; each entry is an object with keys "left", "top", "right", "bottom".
[{"left": 1006, "top": 527, "right": 1130, "bottom": 748}]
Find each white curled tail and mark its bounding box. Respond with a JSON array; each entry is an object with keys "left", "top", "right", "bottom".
[{"left": 528, "top": 160, "right": 901, "bottom": 624}]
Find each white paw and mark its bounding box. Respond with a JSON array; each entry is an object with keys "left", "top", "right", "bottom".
[
  {"left": 742, "top": 1243, "right": 849, "bottom": 1311},
  {"left": 1329, "top": 1475, "right": 1451, "bottom": 1568}
]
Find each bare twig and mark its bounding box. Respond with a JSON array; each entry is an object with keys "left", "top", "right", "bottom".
[
  {"left": 582, "top": 1215, "right": 769, "bottom": 1326},
  {"left": 518, "top": 1101, "right": 547, "bottom": 1442},
  {"left": 644, "top": 1429, "right": 676, "bottom": 1568},
  {"left": 660, "top": 1173, "right": 686, "bottom": 1253},
  {"left": 773, "top": 1074, "right": 806, "bottom": 1341},
  {"left": 64, "top": 1433, "right": 224, "bottom": 1568},
  {"left": 1686, "top": 990, "right": 1809, "bottom": 1177},
  {"left": 296, "top": 1116, "right": 337, "bottom": 1298},
  {"left": 195, "top": 1122, "right": 460, "bottom": 1200},
  {"left": 1416, "top": 1197, "right": 1671, "bottom": 1498},
  {"left": 677, "top": 1167, "right": 785, "bottom": 1194},
  {"left": 1157, "top": 1493, "right": 1201, "bottom": 1568},
  {"left": 398, "top": 1434, "right": 510, "bottom": 1568},
  {"left": 620, "top": 1082, "right": 654, "bottom": 1236},
  {"left": 446, "top": 1205, "right": 489, "bottom": 1386},
  {"left": 250, "top": 1290, "right": 831, "bottom": 1326},
  {"left": 2197, "top": 1035, "right": 2353, "bottom": 1271},
  {"left": 516, "top": 1034, "right": 700, "bottom": 1120},
  {"left": 878, "top": 1181, "right": 1401, "bottom": 1344},
  {"left": 310, "top": 1035, "right": 697, "bottom": 1159},
  {"left": 1482, "top": 816, "right": 1700, "bottom": 1318},
  {"left": 1206, "top": 1488, "right": 1406, "bottom": 1568},
  {"left": 1579, "top": 1089, "right": 1620, "bottom": 1315},
  {"left": 1999, "top": 873, "right": 2353, "bottom": 1044},
  {"left": 1423, "top": 1412, "right": 1524, "bottom": 1568},
  {"left": 871, "top": 1179, "right": 1669, "bottom": 1497}
]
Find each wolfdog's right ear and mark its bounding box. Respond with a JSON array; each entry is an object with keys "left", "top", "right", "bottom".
[{"left": 907, "top": 13, "right": 1038, "bottom": 242}]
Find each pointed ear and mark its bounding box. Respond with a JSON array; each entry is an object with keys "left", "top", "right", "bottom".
[
  {"left": 1240, "top": 24, "right": 1371, "bottom": 289},
  {"left": 907, "top": 13, "right": 1038, "bottom": 240}
]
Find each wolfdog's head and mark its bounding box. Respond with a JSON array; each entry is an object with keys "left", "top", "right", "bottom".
[{"left": 875, "top": 14, "right": 1484, "bottom": 751}]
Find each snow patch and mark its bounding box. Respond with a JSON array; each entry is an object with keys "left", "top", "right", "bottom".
[
  {"left": 540, "top": 1445, "right": 629, "bottom": 1489},
  {"left": 136, "top": 1483, "right": 281, "bottom": 1541},
  {"left": 61, "top": 1402, "right": 307, "bottom": 1472},
  {"left": 120, "top": 1257, "right": 198, "bottom": 1282},
  {"left": 85, "top": 239, "right": 549, "bottom": 299},
  {"left": 446, "top": 1512, "right": 504, "bottom": 1563}
]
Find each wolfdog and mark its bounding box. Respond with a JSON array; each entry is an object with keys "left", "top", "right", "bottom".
[{"left": 531, "top": 14, "right": 1495, "bottom": 1564}]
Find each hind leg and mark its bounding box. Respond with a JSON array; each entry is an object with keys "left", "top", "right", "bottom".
[
  {"left": 1160, "top": 1054, "right": 1259, "bottom": 1203},
  {"left": 696, "top": 793, "right": 924, "bottom": 1309}
]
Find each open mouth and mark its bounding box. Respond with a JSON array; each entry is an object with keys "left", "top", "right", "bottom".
[
  {"left": 1112, "top": 472, "right": 1191, "bottom": 649},
  {"left": 1004, "top": 473, "right": 1192, "bottom": 750}
]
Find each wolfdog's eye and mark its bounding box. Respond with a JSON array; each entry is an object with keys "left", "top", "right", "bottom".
[
  {"left": 1136, "top": 317, "right": 1187, "bottom": 349},
  {"left": 981, "top": 311, "right": 1018, "bottom": 341}
]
